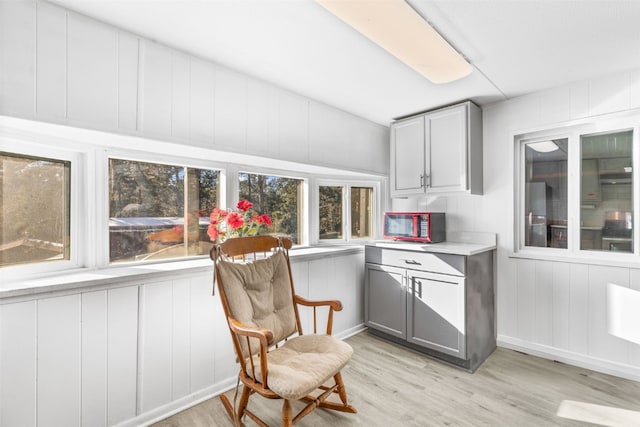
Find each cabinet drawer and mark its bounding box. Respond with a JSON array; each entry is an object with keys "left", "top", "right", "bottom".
[{"left": 365, "top": 247, "right": 465, "bottom": 276}]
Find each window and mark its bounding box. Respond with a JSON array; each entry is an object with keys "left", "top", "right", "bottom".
[
  {"left": 318, "top": 183, "right": 374, "bottom": 242},
  {"left": 1, "top": 152, "right": 71, "bottom": 267},
  {"left": 109, "top": 158, "right": 220, "bottom": 263},
  {"left": 238, "top": 172, "right": 304, "bottom": 244},
  {"left": 581, "top": 130, "right": 633, "bottom": 253},
  {"left": 517, "top": 123, "right": 636, "bottom": 256},
  {"left": 319, "top": 186, "right": 343, "bottom": 240},
  {"left": 523, "top": 138, "right": 568, "bottom": 248}
]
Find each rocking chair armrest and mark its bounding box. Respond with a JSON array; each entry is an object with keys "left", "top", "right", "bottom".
[
  {"left": 228, "top": 317, "right": 275, "bottom": 347},
  {"left": 294, "top": 294, "right": 343, "bottom": 311}
]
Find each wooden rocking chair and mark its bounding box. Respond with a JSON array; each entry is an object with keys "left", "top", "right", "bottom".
[{"left": 210, "top": 235, "right": 357, "bottom": 426}]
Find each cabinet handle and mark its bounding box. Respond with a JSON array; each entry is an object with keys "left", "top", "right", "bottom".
[
  {"left": 425, "top": 174, "right": 431, "bottom": 188},
  {"left": 402, "top": 259, "right": 421, "bottom": 265},
  {"left": 419, "top": 174, "right": 424, "bottom": 188}
]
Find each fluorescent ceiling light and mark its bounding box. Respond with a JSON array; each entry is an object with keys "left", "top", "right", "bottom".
[
  {"left": 528, "top": 140, "right": 559, "bottom": 153},
  {"left": 315, "top": 0, "right": 472, "bottom": 84}
]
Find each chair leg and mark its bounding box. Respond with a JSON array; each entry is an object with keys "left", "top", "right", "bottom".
[
  {"left": 237, "top": 385, "right": 251, "bottom": 421},
  {"left": 282, "top": 399, "right": 292, "bottom": 427},
  {"left": 334, "top": 372, "right": 348, "bottom": 405}
]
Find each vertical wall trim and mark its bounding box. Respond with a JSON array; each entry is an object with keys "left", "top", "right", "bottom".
[
  {"left": 64, "top": 9, "right": 68, "bottom": 119},
  {"left": 34, "top": 1, "right": 38, "bottom": 115},
  {"left": 103, "top": 290, "right": 109, "bottom": 427},
  {"left": 136, "top": 40, "right": 145, "bottom": 133},
  {"left": 116, "top": 32, "right": 121, "bottom": 130},
  {"left": 77, "top": 292, "right": 82, "bottom": 426},
  {"left": 135, "top": 285, "right": 144, "bottom": 416},
  {"left": 34, "top": 299, "right": 39, "bottom": 427}
]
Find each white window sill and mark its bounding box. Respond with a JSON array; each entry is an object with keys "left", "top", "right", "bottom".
[
  {"left": 0, "top": 245, "right": 363, "bottom": 301},
  {"left": 509, "top": 249, "right": 640, "bottom": 269}
]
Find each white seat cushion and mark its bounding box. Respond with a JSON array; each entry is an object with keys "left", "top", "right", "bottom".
[{"left": 250, "top": 334, "right": 353, "bottom": 401}]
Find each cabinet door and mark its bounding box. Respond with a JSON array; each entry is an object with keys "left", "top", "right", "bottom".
[
  {"left": 406, "top": 271, "right": 465, "bottom": 358},
  {"left": 364, "top": 263, "right": 406, "bottom": 339},
  {"left": 390, "top": 115, "right": 425, "bottom": 197},
  {"left": 425, "top": 104, "right": 468, "bottom": 192}
]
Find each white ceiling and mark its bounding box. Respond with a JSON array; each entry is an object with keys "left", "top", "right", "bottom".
[{"left": 48, "top": 0, "right": 640, "bottom": 125}]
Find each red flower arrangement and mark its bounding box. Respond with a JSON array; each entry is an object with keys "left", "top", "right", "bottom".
[{"left": 207, "top": 200, "right": 272, "bottom": 242}]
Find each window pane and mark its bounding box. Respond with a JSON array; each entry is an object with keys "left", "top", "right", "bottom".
[
  {"left": 523, "top": 138, "right": 568, "bottom": 248},
  {"left": 1, "top": 153, "right": 70, "bottom": 267},
  {"left": 109, "top": 159, "right": 218, "bottom": 263},
  {"left": 351, "top": 187, "right": 373, "bottom": 239},
  {"left": 581, "top": 130, "right": 633, "bottom": 252},
  {"left": 319, "top": 186, "right": 343, "bottom": 240},
  {"left": 239, "top": 172, "right": 303, "bottom": 244}
]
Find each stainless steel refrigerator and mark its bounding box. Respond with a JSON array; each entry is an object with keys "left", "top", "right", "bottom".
[{"left": 525, "top": 182, "right": 552, "bottom": 247}]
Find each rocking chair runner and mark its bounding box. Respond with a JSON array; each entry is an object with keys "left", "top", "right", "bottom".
[{"left": 211, "top": 235, "right": 357, "bottom": 426}]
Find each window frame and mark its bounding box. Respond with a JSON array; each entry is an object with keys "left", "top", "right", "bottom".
[
  {"left": 233, "top": 164, "right": 310, "bottom": 247},
  {"left": 102, "top": 150, "right": 227, "bottom": 266},
  {"left": 313, "top": 179, "right": 380, "bottom": 245},
  {"left": 0, "top": 137, "right": 84, "bottom": 280},
  {"left": 514, "top": 115, "right": 640, "bottom": 262}
]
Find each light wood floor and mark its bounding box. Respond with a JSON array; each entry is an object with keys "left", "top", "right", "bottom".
[{"left": 153, "top": 331, "right": 640, "bottom": 426}]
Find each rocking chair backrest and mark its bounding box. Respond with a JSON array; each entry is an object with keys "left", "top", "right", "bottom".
[{"left": 212, "top": 236, "right": 301, "bottom": 359}]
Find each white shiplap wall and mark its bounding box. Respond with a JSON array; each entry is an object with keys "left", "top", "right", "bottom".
[
  {"left": 0, "top": 253, "right": 365, "bottom": 427},
  {"left": 0, "top": 0, "right": 388, "bottom": 175},
  {"left": 393, "top": 68, "right": 640, "bottom": 380}
]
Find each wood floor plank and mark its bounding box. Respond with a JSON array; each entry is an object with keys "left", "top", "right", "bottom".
[{"left": 153, "top": 332, "right": 640, "bottom": 426}]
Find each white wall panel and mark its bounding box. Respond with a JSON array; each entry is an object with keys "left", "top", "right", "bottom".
[
  {"left": 497, "top": 252, "right": 518, "bottom": 338},
  {"left": 587, "top": 265, "right": 630, "bottom": 364},
  {"left": 290, "top": 260, "right": 311, "bottom": 333},
  {"left": 0, "top": 0, "right": 35, "bottom": 115},
  {"left": 516, "top": 258, "right": 535, "bottom": 342},
  {"left": 534, "top": 261, "right": 553, "bottom": 345},
  {"left": 589, "top": 70, "right": 632, "bottom": 117},
  {"left": 631, "top": 70, "right": 640, "bottom": 109},
  {"left": 118, "top": 32, "right": 139, "bottom": 132},
  {"left": 0, "top": 301, "right": 37, "bottom": 427},
  {"left": 140, "top": 281, "right": 173, "bottom": 412},
  {"left": 628, "top": 269, "right": 640, "bottom": 365},
  {"left": 551, "top": 262, "right": 571, "bottom": 350},
  {"left": 171, "top": 52, "right": 191, "bottom": 140},
  {"left": 567, "top": 264, "right": 589, "bottom": 354},
  {"left": 569, "top": 81, "right": 590, "bottom": 120},
  {"left": 36, "top": 1, "right": 67, "bottom": 119},
  {"left": 308, "top": 101, "right": 346, "bottom": 166},
  {"left": 140, "top": 41, "right": 172, "bottom": 137},
  {"left": 38, "top": 294, "right": 81, "bottom": 427},
  {"left": 189, "top": 276, "right": 218, "bottom": 389},
  {"left": 278, "top": 91, "right": 309, "bottom": 163},
  {"left": 538, "top": 86, "right": 571, "bottom": 126},
  {"left": 81, "top": 291, "right": 108, "bottom": 427},
  {"left": 172, "top": 278, "right": 191, "bottom": 400},
  {"left": 67, "top": 14, "right": 118, "bottom": 128},
  {"left": 189, "top": 57, "right": 215, "bottom": 144},
  {"left": 107, "top": 285, "right": 139, "bottom": 426},
  {"left": 246, "top": 78, "right": 279, "bottom": 157},
  {"left": 214, "top": 66, "right": 247, "bottom": 151}
]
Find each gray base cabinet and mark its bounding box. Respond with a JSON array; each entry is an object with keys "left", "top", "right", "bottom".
[{"left": 364, "top": 246, "right": 495, "bottom": 372}]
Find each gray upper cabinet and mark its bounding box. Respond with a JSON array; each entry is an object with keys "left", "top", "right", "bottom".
[{"left": 390, "top": 101, "right": 483, "bottom": 197}]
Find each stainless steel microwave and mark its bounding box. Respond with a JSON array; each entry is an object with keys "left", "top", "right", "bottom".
[{"left": 383, "top": 212, "right": 445, "bottom": 243}]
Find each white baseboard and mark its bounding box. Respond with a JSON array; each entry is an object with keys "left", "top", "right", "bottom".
[
  {"left": 498, "top": 335, "right": 640, "bottom": 382},
  {"left": 123, "top": 377, "right": 237, "bottom": 427}
]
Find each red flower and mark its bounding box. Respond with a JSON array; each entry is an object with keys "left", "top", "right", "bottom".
[
  {"left": 259, "top": 214, "right": 272, "bottom": 226},
  {"left": 226, "top": 211, "right": 245, "bottom": 229},
  {"left": 207, "top": 223, "right": 219, "bottom": 241},
  {"left": 237, "top": 200, "right": 253, "bottom": 212}
]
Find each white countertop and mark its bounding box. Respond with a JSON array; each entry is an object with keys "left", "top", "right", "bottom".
[{"left": 366, "top": 239, "right": 496, "bottom": 256}]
